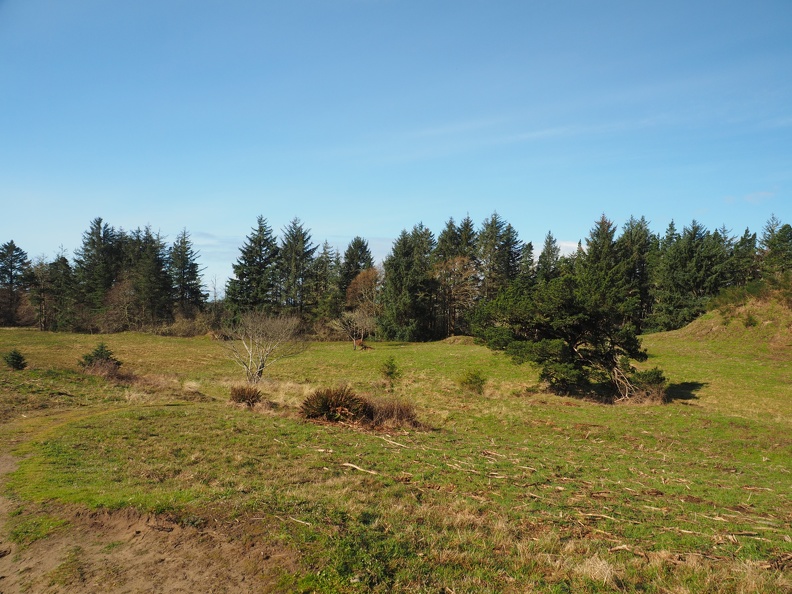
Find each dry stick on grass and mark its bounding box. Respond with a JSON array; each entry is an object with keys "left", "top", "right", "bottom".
[
  {"left": 341, "top": 462, "right": 378, "bottom": 475},
  {"left": 272, "top": 515, "right": 312, "bottom": 526},
  {"left": 580, "top": 512, "right": 641, "bottom": 525},
  {"left": 378, "top": 436, "right": 408, "bottom": 448},
  {"left": 446, "top": 463, "right": 480, "bottom": 474},
  {"left": 481, "top": 449, "right": 506, "bottom": 458}
]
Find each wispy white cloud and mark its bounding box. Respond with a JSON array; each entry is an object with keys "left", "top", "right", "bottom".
[
  {"left": 742, "top": 190, "right": 776, "bottom": 205},
  {"left": 723, "top": 189, "right": 776, "bottom": 205},
  {"left": 557, "top": 241, "right": 579, "bottom": 256},
  {"left": 320, "top": 114, "right": 672, "bottom": 166},
  {"left": 764, "top": 116, "right": 792, "bottom": 128}
]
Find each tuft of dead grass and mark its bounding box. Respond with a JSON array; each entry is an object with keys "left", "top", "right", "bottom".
[
  {"left": 370, "top": 396, "right": 420, "bottom": 429},
  {"left": 229, "top": 384, "right": 262, "bottom": 408},
  {"left": 80, "top": 360, "right": 127, "bottom": 380},
  {"left": 574, "top": 554, "right": 617, "bottom": 586}
]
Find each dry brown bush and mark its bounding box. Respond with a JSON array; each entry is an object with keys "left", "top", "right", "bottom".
[
  {"left": 301, "top": 385, "right": 373, "bottom": 422},
  {"left": 229, "top": 384, "right": 262, "bottom": 407},
  {"left": 370, "top": 397, "right": 419, "bottom": 428}
]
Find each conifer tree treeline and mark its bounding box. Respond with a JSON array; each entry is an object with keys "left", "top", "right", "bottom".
[
  {"left": 2, "top": 218, "right": 208, "bottom": 332},
  {"left": 2, "top": 213, "right": 791, "bottom": 342}
]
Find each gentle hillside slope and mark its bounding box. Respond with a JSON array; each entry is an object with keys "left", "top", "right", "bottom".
[
  {"left": 0, "top": 314, "right": 790, "bottom": 593},
  {"left": 642, "top": 293, "right": 792, "bottom": 424}
]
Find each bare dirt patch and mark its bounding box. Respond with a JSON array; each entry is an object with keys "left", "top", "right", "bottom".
[{"left": 0, "top": 456, "right": 300, "bottom": 594}]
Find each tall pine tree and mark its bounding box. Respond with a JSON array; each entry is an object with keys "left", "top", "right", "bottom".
[
  {"left": 116, "top": 226, "right": 174, "bottom": 328},
  {"left": 312, "top": 241, "right": 343, "bottom": 322},
  {"left": 339, "top": 236, "right": 374, "bottom": 298},
  {"left": 278, "top": 218, "right": 317, "bottom": 316},
  {"left": 0, "top": 240, "right": 31, "bottom": 326},
  {"left": 29, "top": 252, "right": 76, "bottom": 331},
  {"left": 226, "top": 216, "right": 280, "bottom": 313},
  {"left": 615, "top": 216, "right": 658, "bottom": 331},
  {"left": 535, "top": 231, "right": 561, "bottom": 283},
  {"left": 73, "top": 218, "right": 123, "bottom": 316},
  {"left": 476, "top": 212, "right": 522, "bottom": 302},
  {"left": 379, "top": 224, "right": 437, "bottom": 341},
  {"left": 169, "top": 229, "right": 207, "bottom": 318}
]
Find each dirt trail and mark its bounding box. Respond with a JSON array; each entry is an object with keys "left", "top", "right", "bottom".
[{"left": 0, "top": 454, "right": 299, "bottom": 594}]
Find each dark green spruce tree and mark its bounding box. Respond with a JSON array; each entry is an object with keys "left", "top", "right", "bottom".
[
  {"left": 728, "top": 228, "right": 759, "bottom": 286},
  {"left": 433, "top": 217, "right": 479, "bottom": 337},
  {"left": 379, "top": 224, "right": 437, "bottom": 341},
  {"left": 759, "top": 215, "right": 792, "bottom": 276},
  {"left": 169, "top": 229, "right": 207, "bottom": 318},
  {"left": 535, "top": 231, "right": 561, "bottom": 283},
  {"left": 29, "top": 252, "right": 76, "bottom": 331},
  {"left": 476, "top": 212, "right": 523, "bottom": 302},
  {"left": 478, "top": 216, "right": 662, "bottom": 400},
  {"left": 119, "top": 226, "right": 174, "bottom": 328},
  {"left": 649, "top": 220, "right": 733, "bottom": 331},
  {"left": 278, "top": 218, "right": 317, "bottom": 316},
  {"left": 73, "top": 218, "right": 123, "bottom": 323},
  {"left": 0, "top": 240, "right": 31, "bottom": 326},
  {"left": 226, "top": 216, "right": 280, "bottom": 313},
  {"left": 615, "top": 216, "right": 658, "bottom": 331},
  {"left": 312, "top": 241, "right": 343, "bottom": 322},
  {"left": 338, "top": 236, "right": 374, "bottom": 299}
]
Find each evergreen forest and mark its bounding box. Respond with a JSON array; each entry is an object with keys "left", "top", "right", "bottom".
[{"left": 3, "top": 213, "right": 792, "bottom": 393}]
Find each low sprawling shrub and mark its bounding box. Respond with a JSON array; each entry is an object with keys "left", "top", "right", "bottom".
[
  {"left": 629, "top": 367, "right": 669, "bottom": 404},
  {"left": 301, "top": 386, "right": 373, "bottom": 422},
  {"left": 458, "top": 368, "right": 486, "bottom": 395},
  {"left": 78, "top": 343, "right": 122, "bottom": 378},
  {"left": 156, "top": 315, "right": 211, "bottom": 337},
  {"left": 229, "top": 383, "right": 262, "bottom": 407},
  {"left": 3, "top": 348, "right": 27, "bottom": 371}
]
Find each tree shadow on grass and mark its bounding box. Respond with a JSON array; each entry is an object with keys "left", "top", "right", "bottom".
[{"left": 666, "top": 381, "right": 707, "bottom": 402}]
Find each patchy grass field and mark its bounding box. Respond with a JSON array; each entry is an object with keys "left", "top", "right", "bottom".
[{"left": 0, "top": 319, "right": 790, "bottom": 593}]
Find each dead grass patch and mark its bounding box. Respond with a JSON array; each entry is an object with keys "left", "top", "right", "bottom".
[
  {"left": 574, "top": 554, "right": 617, "bottom": 586},
  {"left": 369, "top": 396, "right": 420, "bottom": 429}
]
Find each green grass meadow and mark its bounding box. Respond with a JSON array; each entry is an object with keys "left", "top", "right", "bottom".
[{"left": 0, "top": 318, "right": 790, "bottom": 592}]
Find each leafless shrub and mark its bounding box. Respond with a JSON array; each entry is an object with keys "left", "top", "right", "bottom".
[
  {"left": 223, "top": 313, "right": 308, "bottom": 384},
  {"left": 333, "top": 310, "right": 377, "bottom": 350},
  {"left": 157, "top": 314, "right": 211, "bottom": 337}
]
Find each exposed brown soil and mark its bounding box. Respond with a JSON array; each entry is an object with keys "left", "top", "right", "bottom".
[{"left": 0, "top": 455, "right": 301, "bottom": 594}]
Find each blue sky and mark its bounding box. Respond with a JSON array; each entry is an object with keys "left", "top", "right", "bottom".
[{"left": 1, "top": 0, "right": 791, "bottom": 288}]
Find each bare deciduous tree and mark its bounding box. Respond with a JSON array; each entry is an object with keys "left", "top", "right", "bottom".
[
  {"left": 223, "top": 312, "right": 308, "bottom": 383},
  {"left": 333, "top": 310, "right": 376, "bottom": 350}
]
